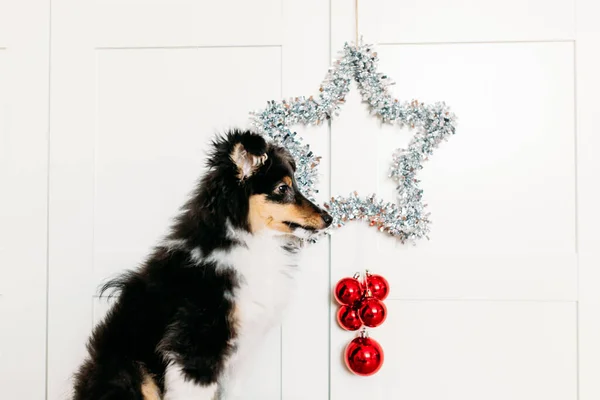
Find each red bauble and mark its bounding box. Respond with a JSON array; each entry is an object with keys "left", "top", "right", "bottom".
[
  {"left": 337, "top": 305, "right": 363, "bottom": 331},
  {"left": 345, "top": 335, "right": 384, "bottom": 376},
  {"left": 334, "top": 277, "right": 364, "bottom": 305},
  {"left": 366, "top": 274, "right": 389, "bottom": 301},
  {"left": 359, "top": 297, "right": 387, "bottom": 328}
]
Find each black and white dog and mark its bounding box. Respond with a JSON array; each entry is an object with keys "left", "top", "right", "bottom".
[{"left": 73, "top": 130, "right": 332, "bottom": 400}]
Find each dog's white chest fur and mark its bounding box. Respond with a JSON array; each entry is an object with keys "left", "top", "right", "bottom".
[
  {"left": 235, "top": 237, "right": 297, "bottom": 325},
  {"left": 211, "top": 231, "right": 299, "bottom": 397},
  {"left": 164, "top": 233, "right": 299, "bottom": 400}
]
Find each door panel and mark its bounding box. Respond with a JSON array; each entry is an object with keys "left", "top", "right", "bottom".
[
  {"left": 332, "top": 301, "right": 576, "bottom": 400},
  {"left": 94, "top": 0, "right": 283, "bottom": 48},
  {"left": 93, "top": 46, "right": 283, "bottom": 400},
  {"left": 93, "top": 47, "right": 281, "bottom": 283},
  {"left": 360, "top": 0, "right": 575, "bottom": 43},
  {"left": 331, "top": 42, "right": 576, "bottom": 302}
]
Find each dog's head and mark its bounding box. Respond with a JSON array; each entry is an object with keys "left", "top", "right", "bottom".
[{"left": 209, "top": 130, "right": 332, "bottom": 237}]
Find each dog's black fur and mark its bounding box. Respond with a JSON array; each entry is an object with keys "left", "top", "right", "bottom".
[{"left": 72, "top": 130, "right": 331, "bottom": 400}]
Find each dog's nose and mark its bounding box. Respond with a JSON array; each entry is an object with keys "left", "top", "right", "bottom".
[{"left": 321, "top": 212, "right": 333, "bottom": 227}]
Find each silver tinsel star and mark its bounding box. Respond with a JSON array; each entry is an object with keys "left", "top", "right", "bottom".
[{"left": 251, "top": 42, "right": 457, "bottom": 243}]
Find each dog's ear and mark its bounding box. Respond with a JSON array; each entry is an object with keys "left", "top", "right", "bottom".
[{"left": 230, "top": 138, "right": 268, "bottom": 180}]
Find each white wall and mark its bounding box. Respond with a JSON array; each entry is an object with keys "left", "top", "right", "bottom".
[
  {"left": 0, "top": 0, "right": 49, "bottom": 398},
  {"left": 1, "top": 0, "right": 599, "bottom": 399}
]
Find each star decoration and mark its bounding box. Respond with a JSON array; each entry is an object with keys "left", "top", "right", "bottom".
[{"left": 251, "top": 41, "right": 457, "bottom": 243}]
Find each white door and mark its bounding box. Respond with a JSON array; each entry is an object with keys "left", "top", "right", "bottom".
[
  {"left": 328, "top": 0, "right": 597, "bottom": 400},
  {"left": 0, "top": 0, "right": 49, "bottom": 398},
  {"left": 47, "top": 1, "right": 330, "bottom": 399}
]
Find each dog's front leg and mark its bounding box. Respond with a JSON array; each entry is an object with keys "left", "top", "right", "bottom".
[{"left": 163, "top": 361, "right": 219, "bottom": 400}]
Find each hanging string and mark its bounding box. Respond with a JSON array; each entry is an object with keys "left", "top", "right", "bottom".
[{"left": 355, "top": 0, "right": 359, "bottom": 45}]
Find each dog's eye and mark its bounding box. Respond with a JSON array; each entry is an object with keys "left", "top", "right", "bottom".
[{"left": 276, "top": 184, "right": 289, "bottom": 194}]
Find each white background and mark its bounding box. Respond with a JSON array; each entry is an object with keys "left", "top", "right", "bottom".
[{"left": 1, "top": 0, "right": 599, "bottom": 399}]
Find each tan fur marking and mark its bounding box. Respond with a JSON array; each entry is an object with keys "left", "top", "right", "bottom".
[
  {"left": 226, "top": 302, "right": 240, "bottom": 351},
  {"left": 282, "top": 176, "right": 293, "bottom": 187},
  {"left": 248, "top": 194, "right": 324, "bottom": 233},
  {"left": 229, "top": 303, "right": 240, "bottom": 329},
  {"left": 140, "top": 370, "right": 161, "bottom": 400}
]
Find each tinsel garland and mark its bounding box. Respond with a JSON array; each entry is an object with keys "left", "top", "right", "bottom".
[{"left": 251, "top": 42, "right": 457, "bottom": 242}]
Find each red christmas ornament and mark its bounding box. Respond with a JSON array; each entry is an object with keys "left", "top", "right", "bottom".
[
  {"left": 345, "top": 331, "right": 384, "bottom": 376},
  {"left": 359, "top": 297, "right": 387, "bottom": 328},
  {"left": 366, "top": 273, "right": 389, "bottom": 301},
  {"left": 337, "top": 305, "right": 363, "bottom": 331},
  {"left": 334, "top": 276, "right": 364, "bottom": 305}
]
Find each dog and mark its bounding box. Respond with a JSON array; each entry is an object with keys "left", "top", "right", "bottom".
[{"left": 72, "top": 129, "right": 332, "bottom": 400}]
